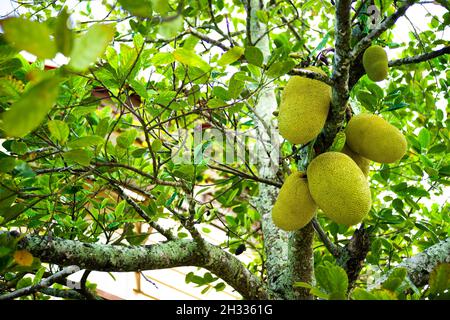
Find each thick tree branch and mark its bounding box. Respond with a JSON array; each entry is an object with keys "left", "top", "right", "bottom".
[
  {"left": 287, "top": 223, "right": 315, "bottom": 299},
  {"left": 337, "top": 226, "right": 371, "bottom": 289},
  {"left": 372, "top": 238, "right": 450, "bottom": 289},
  {"left": 39, "top": 287, "right": 86, "bottom": 300},
  {"left": 0, "top": 265, "right": 80, "bottom": 300},
  {"left": 351, "top": 0, "right": 417, "bottom": 60},
  {"left": 389, "top": 46, "right": 450, "bottom": 67},
  {"left": 320, "top": 0, "right": 353, "bottom": 150},
  {"left": 289, "top": 68, "right": 334, "bottom": 86},
  {"left": 17, "top": 234, "right": 268, "bottom": 300}
]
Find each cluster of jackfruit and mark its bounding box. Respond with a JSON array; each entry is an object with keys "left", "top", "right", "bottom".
[{"left": 273, "top": 59, "right": 408, "bottom": 229}]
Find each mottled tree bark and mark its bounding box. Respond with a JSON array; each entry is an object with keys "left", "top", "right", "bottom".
[
  {"left": 18, "top": 234, "right": 268, "bottom": 300},
  {"left": 370, "top": 238, "right": 450, "bottom": 289},
  {"left": 247, "top": 0, "right": 290, "bottom": 299}
]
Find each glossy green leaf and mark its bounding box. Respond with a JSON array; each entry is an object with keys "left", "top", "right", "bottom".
[
  {"left": 68, "top": 24, "right": 116, "bottom": 72},
  {"left": 418, "top": 128, "right": 431, "bottom": 148},
  {"left": 68, "top": 135, "right": 104, "bottom": 148},
  {"left": 173, "top": 48, "right": 210, "bottom": 72},
  {"left": 48, "top": 120, "right": 69, "bottom": 143},
  {"left": 55, "top": 8, "right": 74, "bottom": 56},
  {"left": 119, "top": 0, "right": 153, "bottom": 17},
  {"left": 151, "top": 52, "right": 175, "bottom": 66},
  {"left": 217, "top": 47, "right": 244, "bottom": 66},
  {"left": 315, "top": 262, "right": 348, "bottom": 299},
  {"left": 245, "top": 46, "right": 264, "bottom": 67},
  {"left": 63, "top": 149, "right": 91, "bottom": 166},
  {"left": 2, "top": 17, "right": 57, "bottom": 59},
  {"left": 429, "top": 263, "right": 450, "bottom": 295},
  {"left": 266, "top": 59, "right": 295, "bottom": 78},
  {"left": 1, "top": 78, "right": 60, "bottom": 137}
]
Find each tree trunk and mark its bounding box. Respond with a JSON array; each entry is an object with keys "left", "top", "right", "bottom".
[{"left": 248, "top": 0, "right": 314, "bottom": 299}]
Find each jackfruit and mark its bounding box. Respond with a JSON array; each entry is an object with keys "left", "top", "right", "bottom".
[
  {"left": 272, "top": 171, "right": 317, "bottom": 231},
  {"left": 341, "top": 144, "right": 370, "bottom": 176},
  {"left": 278, "top": 67, "right": 331, "bottom": 145},
  {"left": 363, "top": 45, "right": 388, "bottom": 82},
  {"left": 346, "top": 113, "right": 407, "bottom": 163},
  {"left": 307, "top": 152, "right": 371, "bottom": 226}
]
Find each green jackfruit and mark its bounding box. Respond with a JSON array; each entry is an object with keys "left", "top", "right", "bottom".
[
  {"left": 363, "top": 45, "right": 388, "bottom": 82},
  {"left": 278, "top": 67, "right": 331, "bottom": 145},
  {"left": 307, "top": 152, "right": 371, "bottom": 226},
  {"left": 346, "top": 113, "right": 407, "bottom": 163},
  {"left": 272, "top": 171, "right": 317, "bottom": 231},
  {"left": 341, "top": 144, "right": 370, "bottom": 176}
]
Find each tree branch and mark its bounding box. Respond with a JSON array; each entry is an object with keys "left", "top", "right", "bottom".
[
  {"left": 0, "top": 265, "right": 80, "bottom": 300},
  {"left": 17, "top": 234, "right": 268, "bottom": 300},
  {"left": 350, "top": 0, "right": 417, "bottom": 60},
  {"left": 389, "top": 46, "right": 450, "bottom": 67},
  {"left": 312, "top": 217, "right": 343, "bottom": 258},
  {"left": 372, "top": 238, "right": 450, "bottom": 289},
  {"left": 289, "top": 68, "right": 334, "bottom": 86}
]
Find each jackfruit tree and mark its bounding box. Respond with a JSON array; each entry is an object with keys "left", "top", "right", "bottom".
[{"left": 0, "top": 0, "right": 448, "bottom": 301}]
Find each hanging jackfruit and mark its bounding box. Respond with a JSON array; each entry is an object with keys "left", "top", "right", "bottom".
[
  {"left": 278, "top": 67, "right": 331, "bottom": 145},
  {"left": 346, "top": 113, "right": 407, "bottom": 163},
  {"left": 363, "top": 45, "right": 388, "bottom": 82},
  {"left": 341, "top": 144, "right": 370, "bottom": 176},
  {"left": 307, "top": 152, "right": 371, "bottom": 226},
  {"left": 272, "top": 171, "right": 317, "bottom": 231}
]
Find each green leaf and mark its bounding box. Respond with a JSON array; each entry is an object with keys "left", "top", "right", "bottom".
[
  {"left": 428, "top": 144, "right": 446, "bottom": 154},
  {"left": 0, "top": 203, "right": 25, "bottom": 225},
  {"left": 11, "top": 141, "right": 27, "bottom": 155},
  {"left": 217, "top": 47, "right": 244, "bottom": 66},
  {"left": 63, "top": 149, "right": 91, "bottom": 166},
  {"left": 0, "top": 189, "right": 17, "bottom": 209},
  {"left": 351, "top": 288, "right": 377, "bottom": 300},
  {"left": 115, "top": 200, "right": 126, "bottom": 216},
  {"left": 214, "top": 282, "right": 226, "bottom": 292},
  {"left": 95, "top": 118, "right": 110, "bottom": 137},
  {"left": 245, "top": 46, "right": 264, "bottom": 67},
  {"left": 329, "top": 132, "right": 346, "bottom": 152},
  {"left": 55, "top": 8, "right": 74, "bottom": 56},
  {"left": 68, "top": 135, "right": 104, "bottom": 148},
  {"left": 48, "top": 120, "right": 69, "bottom": 143},
  {"left": 68, "top": 24, "right": 116, "bottom": 72},
  {"left": 315, "top": 262, "right": 348, "bottom": 299},
  {"left": 429, "top": 263, "right": 450, "bottom": 295},
  {"left": 382, "top": 268, "right": 407, "bottom": 292},
  {"left": 266, "top": 59, "right": 296, "bottom": 78},
  {"left": 1, "top": 78, "right": 60, "bottom": 137},
  {"left": 119, "top": 0, "right": 153, "bottom": 18},
  {"left": 151, "top": 52, "right": 175, "bottom": 66},
  {"left": 33, "top": 267, "right": 46, "bottom": 285},
  {"left": 116, "top": 129, "right": 137, "bottom": 148},
  {"left": 418, "top": 128, "right": 431, "bottom": 148},
  {"left": 356, "top": 91, "right": 378, "bottom": 111},
  {"left": 173, "top": 48, "right": 210, "bottom": 72},
  {"left": 2, "top": 17, "right": 57, "bottom": 59},
  {"left": 0, "top": 157, "right": 16, "bottom": 173},
  {"left": 151, "top": 139, "right": 162, "bottom": 152}
]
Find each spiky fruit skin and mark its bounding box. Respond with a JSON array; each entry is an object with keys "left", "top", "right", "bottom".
[
  {"left": 346, "top": 113, "right": 407, "bottom": 163},
  {"left": 363, "top": 45, "right": 388, "bottom": 82},
  {"left": 307, "top": 152, "right": 371, "bottom": 226},
  {"left": 272, "top": 172, "right": 317, "bottom": 231},
  {"left": 278, "top": 67, "right": 331, "bottom": 145},
  {"left": 341, "top": 144, "right": 370, "bottom": 176}
]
